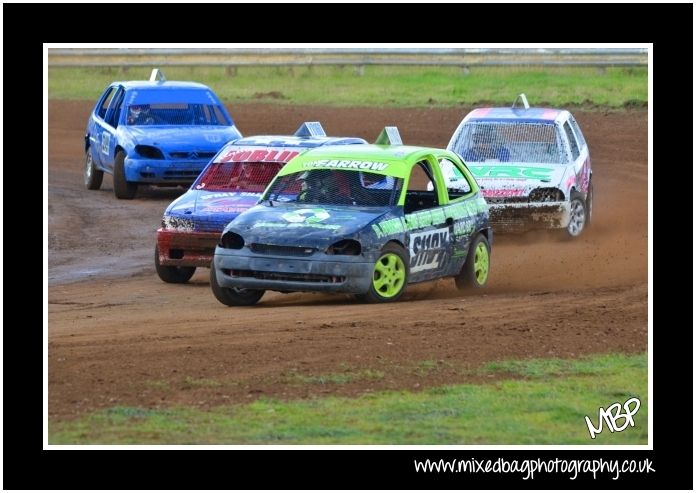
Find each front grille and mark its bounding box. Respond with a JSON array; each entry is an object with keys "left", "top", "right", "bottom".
[
  {"left": 193, "top": 217, "right": 234, "bottom": 233},
  {"left": 249, "top": 243, "right": 315, "bottom": 256},
  {"left": 163, "top": 170, "right": 201, "bottom": 180},
  {"left": 169, "top": 151, "right": 216, "bottom": 160},
  {"left": 228, "top": 269, "right": 343, "bottom": 284}
]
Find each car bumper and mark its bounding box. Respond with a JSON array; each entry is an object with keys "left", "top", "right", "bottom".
[
  {"left": 157, "top": 229, "right": 220, "bottom": 267},
  {"left": 488, "top": 201, "right": 570, "bottom": 232},
  {"left": 125, "top": 157, "right": 208, "bottom": 184},
  {"left": 213, "top": 249, "right": 375, "bottom": 294}
]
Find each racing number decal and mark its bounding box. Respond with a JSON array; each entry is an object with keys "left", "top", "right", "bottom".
[{"left": 101, "top": 132, "right": 110, "bottom": 155}]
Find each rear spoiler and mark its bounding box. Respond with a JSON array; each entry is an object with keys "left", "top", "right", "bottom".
[
  {"left": 512, "top": 93, "right": 530, "bottom": 110},
  {"left": 294, "top": 121, "right": 326, "bottom": 137},
  {"left": 374, "top": 126, "right": 402, "bottom": 145}
]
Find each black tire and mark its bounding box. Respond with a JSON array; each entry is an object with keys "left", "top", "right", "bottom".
[
  {"left": 113, "top": 150, "right": 138, "bottom": 199},
  {"left": 154, "top": 245, "right": 196, "bottom": 284},
  {"left": 566, "top": 191, "right": 588, "bottom": 237},
  {"left": 356, "top": 243, "right": 409, "bottom": 303},
  {"left": 84, "top": 147, "right": 103, "bottom": 190},
  {"left": 210, "top": 265, "right": 264, "bottom": 306},
  {"left": 455, "top": 233, "right": 490, "bottom": 291}
]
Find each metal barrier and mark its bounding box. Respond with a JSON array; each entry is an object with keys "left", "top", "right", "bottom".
[{"left": 48, "top": 48, "right": 647, "bottom": 68}]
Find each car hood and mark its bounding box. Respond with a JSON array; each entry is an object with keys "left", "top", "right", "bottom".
[
  {"left": 466, "top": 162, "right": 569, "bottom": 198},
  {"left": 165, "top": 189, "right": 262, "bottom": 232},
  {"left": 123, "top": 125, "right": 241, "bottom": 150},
  {"left": 227, "top": 203, "right": 392, "bottom": 247}
]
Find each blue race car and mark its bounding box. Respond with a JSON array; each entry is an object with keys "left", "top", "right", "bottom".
[
  {"left": 211, "top": 127, "right": 491, "bottom": 306},
  {"left": 84, "top": 69, "right": 241, "bottom": 199},
  {"left": 155, "top": 122, "right": 366, "bottom": 283}
]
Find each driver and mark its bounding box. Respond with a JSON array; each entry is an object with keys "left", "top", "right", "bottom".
[
  {"left": 462, "top": 127, "right": 510, "bottom": 162},
  {"left": 127, "top": 104, "right": 153, "bottom": 125},
  {"left": 298, "top": 171, "right": 333, "bottom": 203}
]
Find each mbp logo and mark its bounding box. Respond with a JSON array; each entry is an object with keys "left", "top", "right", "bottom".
[{"left": 584, "top": 397, "right": 641, "bottom": 439}]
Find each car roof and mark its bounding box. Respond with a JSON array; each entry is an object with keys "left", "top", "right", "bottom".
[
  {"left": 231, "top": 135, "right": 366, "bottom": 148},
  {"left": 280, "top": 144, "right": 456, "bottom": 179},
  {"left": 464, "top": 107, "right": 570, "bottom": 124},
  {"left": 114, "top": 80, "right": 213, "bottom": 90}
]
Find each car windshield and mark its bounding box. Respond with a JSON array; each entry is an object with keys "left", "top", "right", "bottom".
[
  {"left": 264, "top": 169, "right": 403, "bottom": 207},
  {"left": 126, "top": 103, "right": 228, "bottom": 126},
  {"left": 194, "top": 161, "right": 284, "bottom": 192},
  {"left": 452, "top": 122, "right": 569, "bottom": 165}
]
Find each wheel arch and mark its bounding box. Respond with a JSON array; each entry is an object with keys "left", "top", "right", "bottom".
[
  {"left": 114, "top": 144, "right": 126, "bottom": 159},
  {"left": 382, "top": 238, "right": 406, "bottom": 251},
  {"left": 476, "top": 227, "right": 492, "bottom": 243}
]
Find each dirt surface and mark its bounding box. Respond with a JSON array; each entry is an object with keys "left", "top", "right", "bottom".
[{"left": 48, "top": 101, "right": 648, "bottom": 420}]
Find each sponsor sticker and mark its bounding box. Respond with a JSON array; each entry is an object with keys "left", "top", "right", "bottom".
[
  {"left": 281, "top": 208, "right": 330, "bottom": 224},
  {"left": 302, "top": 159, "right": 390, "bottom": 171},
  {"left": 409, "top": 227, "right": 450, "bottom": 273}
]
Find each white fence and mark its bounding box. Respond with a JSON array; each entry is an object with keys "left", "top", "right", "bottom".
[{"left": 48, "top": 48, "right": 647, "bottom": 68}]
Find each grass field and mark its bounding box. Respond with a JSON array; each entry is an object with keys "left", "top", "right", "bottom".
[
  {"left": 49, "top": 352, "right": 648, "bottom": 445},
  {"left": 48, "top": 66, "right": 647, "bottom": 108}
]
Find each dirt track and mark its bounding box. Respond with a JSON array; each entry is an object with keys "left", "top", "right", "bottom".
[{"left": 48, "top": 101, "right": 648, "bottom": 420}]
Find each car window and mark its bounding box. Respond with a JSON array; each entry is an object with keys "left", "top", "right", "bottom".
[
  {"left": 96, "top": 87, "right": 115, "bottom": 120},
  {"left": 567, "top": 115, "right": 587, "bottom": 149},
  {"left": 452, "top": 122, "right": 569, "bottom": 165},
  {"left": 265, "top": 169, "right": 403, "bottom": 207},
  {"left": 105, "top": 87, "right": 125, "bottom": 128},
  {"left": 194, "top": 161, "right": 285, "bottom": 192},
  {"left": 404, "top": 160, "right": 441, "bottom": 214},
  {"left": 438, "top": 158, "right": 471, "bottom": 198},
  {"left": 126, "top": 103, "right": 227, "bottom": 126},
  {"left": 563, "top": 121, "right": 580, "bottom": 161}
]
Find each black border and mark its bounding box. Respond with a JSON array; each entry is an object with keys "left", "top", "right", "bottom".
[{"left": 16, "top": 1, "right": 693, "bottom": 490}]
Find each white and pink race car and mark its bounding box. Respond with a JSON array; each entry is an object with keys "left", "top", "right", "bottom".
[{"left": 447, "top": 94, "right": 593, "bottom": 237}]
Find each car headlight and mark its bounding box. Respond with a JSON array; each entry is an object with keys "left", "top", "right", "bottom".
[
  {"left": 528, "top": 188, "right": 565, "bottom": 202},
  {"left": 136, "top": 145, "right": 165, "bottom": 159},
  {"left": 326, "top": 239, "right": 361, "bottom": 255},
  {"left": 219, "top": 231, "right": 245, "bottom": 249},
  {"left": 161, "top": 215, "right": 194, "bottom": 232}
]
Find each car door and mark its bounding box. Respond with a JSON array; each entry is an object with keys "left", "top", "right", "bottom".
[
  {"left": 561, "top": 117, "right": 589, "bottom": 191},
  {"left": 567, "top": 115, "right": 591, "bottom": 192},
  {"left": 96, "top": 85, "right": 125, "bottom": 172},
  {"left": 89, "top": 85, "right": 117, "bottom": 169},
  {"left": 432, "top": 153, "right": 482, "bottom": 277},
  {"left": 403, "top": 157, "right": 452, "bottom": 283}
]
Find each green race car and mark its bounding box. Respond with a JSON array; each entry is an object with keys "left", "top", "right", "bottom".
[{"left": 211, "top": 128, "right": 492, "bottom": 306}]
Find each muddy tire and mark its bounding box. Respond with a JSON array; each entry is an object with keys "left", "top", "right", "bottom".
[
  {"left": 154, "top": 245, "right": 196, "bottom": 284},
  {"left": 84, "top": 148, "right": 103, "bottom": 190},
  {"left": 113, "top": 151, "right": 137, "bottom": 199},
  {"left": 566, "top": 191, "right": 588, "bottom": 237},
  {"left": 356, "top": 243, "right": 408, "bottom": 303},
  {"left": 210, "top": 266, "right": 264, "bottom": 306},
  {"left": 455, "top": 233, "right": 490, "bottom": 290}
]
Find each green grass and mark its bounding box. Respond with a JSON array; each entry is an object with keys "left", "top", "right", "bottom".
[
  {"left": 49, "top": 353, "right": 648, "bottom": 445},
  {"left": 48, "top": 66, "right": 647, "bottom": 108},
  {"left": 286, "top": 368, "right": 385, "bottom": 385}
]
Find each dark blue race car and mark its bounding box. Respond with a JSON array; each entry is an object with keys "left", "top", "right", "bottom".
[
  {"left": 155, "top": 122, "right": 366, "bottom": 283},
  {"left": 84, "top": 69, "right": 241, "bottom": 199}
]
